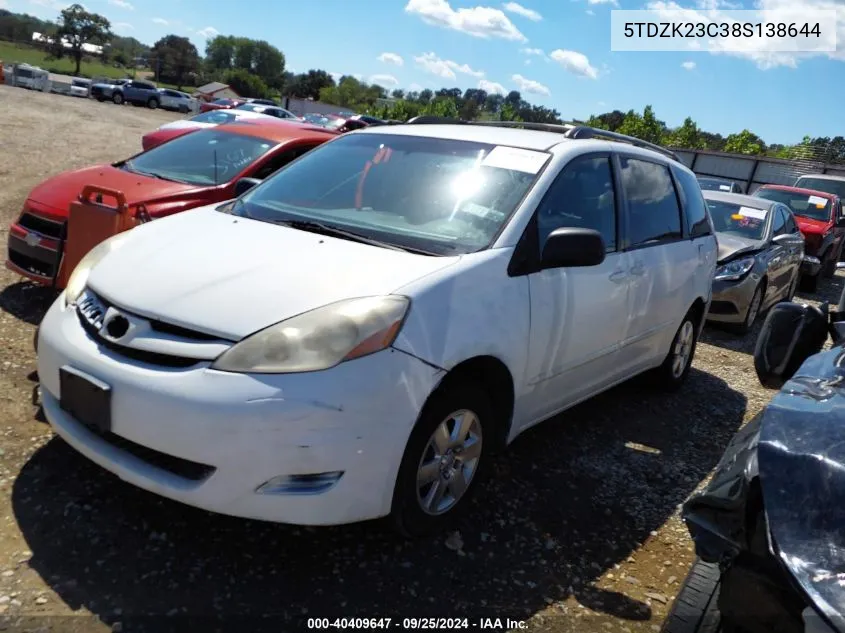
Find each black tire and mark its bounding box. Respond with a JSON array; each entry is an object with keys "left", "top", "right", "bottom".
[
  {"left": 728, "top": 283, "right": 763, "bottom": 336},
  {"left": 96, "top": 96, "right": 105, "bottom": 102},
  {"left": 179, "top": 105, "right": 189, "bottom": 114},
  {"left": 784, "top": 273, "right": 798, "bottom": 302},
  {"left": 823, "top": 250, "right": 837, "bottom": 278},
  {"left": 800, "top": 272, "right": 818, "bottom": 292},
  {"left": 661, "top": 559, "right": 722, "bottom": 633},
  {"left": 112, "top": 92, "right": 124, "bottom": 105},
  {"left": 391, "top": 381, "right": 492, "bottom": 537},
  {"left": 651, "top": 308, "right": 700, "bottom": 391},
  {"left": 148, "top": 98, "right": 159, "bottom": 110}
]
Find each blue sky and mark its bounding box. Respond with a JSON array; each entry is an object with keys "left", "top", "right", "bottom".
[{"left": 7, "top": 0, "right": 845, "bottom": 145}]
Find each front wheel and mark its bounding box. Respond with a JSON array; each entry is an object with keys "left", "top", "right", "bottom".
[
  {"left": 391, "top": 382, "right": 491, "bottom": 537},
  {"left": 800, "top": 272, "right": 819, "bottom": 293},
  {"left": 147, "top": 98, "right": 159, "bottom": 110},
  {"left": 661, "top": 559, "right": 722, "bottom": 633},
  {"left": 112, "top": 92, "right": 124, "bottom": 105},
  {"left": 179, "top": 105, "right": 189, "bottom": 114},
  {"left": 729, "top": 283, "right": 763, "bottom": 335},
  {"left": 652, "top": 309, "right": 699, "bottom": 390}
]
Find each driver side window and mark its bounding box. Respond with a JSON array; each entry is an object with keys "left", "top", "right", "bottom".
[
  {"left": 772, "top": 207, "right": 787, "bottom": 235},
  {"left": 535, "top": 155, "right": 617, "bottom": 253}
]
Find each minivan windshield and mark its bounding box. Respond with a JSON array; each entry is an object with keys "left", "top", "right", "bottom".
[
  {"left": 706, "top": 200, "right": 769, "bottom": 240},
  {"left": 230, "top": 133, "right": 549, "bottom": 255},
  {"left": 794, "top": 177, "right": 845, "bottom": 200},
  {"left": 754, "top": 188, "right": 831, "bottom": 222},
  {"left": 122, "top": 129, "right": 276, "bottom": 185}
]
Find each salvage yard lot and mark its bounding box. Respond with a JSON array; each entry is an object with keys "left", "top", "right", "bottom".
[{"left": 0, "top": 84, "right": 839, "bottom": 632}]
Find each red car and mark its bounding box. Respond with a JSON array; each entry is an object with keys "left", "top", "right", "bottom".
[
  {"left": 754, "top": 184, "right": 845, "bottom": 290},
  {"left": 198, "top": 97, "right": 246, "bottom": 113},
  {"left": 7, "top": 120, "right": 337, "bottom": 288},
  {"left": 142, "top": 110, "right": 326, "bottom": 151}
]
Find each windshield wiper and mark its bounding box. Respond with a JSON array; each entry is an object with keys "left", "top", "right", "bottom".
[
  {"left": 122, "top": 161, "right": 190, "bottom": 184},
  {"left": 275, "top": 219, "right": 420, "bottom": 253}
]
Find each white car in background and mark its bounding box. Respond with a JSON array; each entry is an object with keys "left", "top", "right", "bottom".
[
  {"left": 157, "top": 89, "right": 198, "bottom": 114},
  {"left": 69, "top": 78, "right": 91, "bottom": 98},
  {"left": 37, "top": 121, "right": 717, "bottom": 536}
]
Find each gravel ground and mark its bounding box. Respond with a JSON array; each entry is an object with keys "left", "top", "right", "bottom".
[{"left": 0, "top": 83, "right": 841, "bottom": 633}]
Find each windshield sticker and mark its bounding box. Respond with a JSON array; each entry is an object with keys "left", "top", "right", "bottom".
[
  {"left": 481, "top": 146, "right": 548, "bottom": 174},
  {"left": 719, "top": 184, "right": 731, "bottom": 191},
  {"left": 808, "top": 195, "right": 828, "bottom": 207},
  {"left": 738, "top": 206, "right": 767, "bottom": 220}
]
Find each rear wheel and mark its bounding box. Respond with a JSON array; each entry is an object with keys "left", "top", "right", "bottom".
[
  {"left": 179, "top": 104, "right": 189, "bottom": 114},
  {"left": 112, "top": 92, "right": 124, "bottom": 105},
  {"left": 391, "top": 382, "right": 491, "bottom": 537},
  {"left": 147, "top": 97, "right": 159, "bottom": 110},
  {"left": 823, "top": 249, "right": 837, "bottom": 278},
  {"left": 651, "top": 308, "right": 700, "bottom": 390},
  {"left": 661, "top": 559, "right": 722, "bottom": 633}
]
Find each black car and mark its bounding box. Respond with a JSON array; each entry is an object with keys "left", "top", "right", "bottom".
[
  {"left": 697, "top": 176, "right": 744, "bottom": 193},
  {"left": 704, "top": 191, "right": 805, "bottom": 334},
  {"left": 663, "top": 279, "right": 845, "bottom": 633}
]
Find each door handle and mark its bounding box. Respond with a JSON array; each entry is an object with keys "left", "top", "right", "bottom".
[
  {"left": 630, "top": 262, "right": 646, "bottom": 276},
  {"left": 609, "top": 269, "right": 628, "bottom": 283}
]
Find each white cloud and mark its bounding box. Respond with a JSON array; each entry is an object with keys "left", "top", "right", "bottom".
[
  {"left": 196, "top": 26, "right": 219, "bottom": 39},
  {"left": 586, "top": 9, "right": 595, "bottom": 15},
  {"left": 681, "top": 60, "right": 696, "bottom": 70},
  {"left": 408, "top": 82, "right": 425, "bottom": 92},
  {"left": 520, "top": 47, "right": 544, "bottom": 55},
  {"left": 28, "top": 0, "right": 71, "bottom": 9},
  {"left": 405, "top": 0, "right": 526, "bottom": 41},
  {"left": 414, "top": 52, "right": 485, "bottom": 80},
  {"left": 502, "top": 1, "right": 542, "bottom": 21},
  {"left": 377, "top": 52, "right": 404, "bottom": 66},
  {"left": 587, "top": 0, "right": 618, "bottom": 5},
  {"left": 113, "top": 21, "right": 133, "bottom": 31},
  {"left": 330, "top": 71, "right": 343, "bottom": 82},
  {"left": 478, "top": 78, "right": 505, "bottom": 94},
  {"left": 549, "top": 49, "right": 599, "bottom": 79},
  {"left": 646, "top": 0, "right": 845, "bottom": 68},
  {"left": 597, "top": 101, "right": 607, "bottom": 106},
  {"left": 108, "top": 0, "right": 133, "bottom": 9},
  {"left": 370, "top": 74, "right": 400, "bottom": 86},
  {"left": 511, "top": 73, "right": 550, "bottom": 95},
  {"left": 152, "top": 17, "right": 169, "bottom": 25}
]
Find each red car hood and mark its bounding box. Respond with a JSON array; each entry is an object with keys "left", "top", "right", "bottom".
[
  {"left": 26, "top": 165, "right": 203, "bottom": 219},
  {"left": 796, "top": 216, "right": 830, "bottom": 235},
  {"left": 142, "top": 127, "right": 195, "bottom": 151}
]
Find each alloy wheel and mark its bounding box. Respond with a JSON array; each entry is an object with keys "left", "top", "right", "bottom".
[{"left": 671, "top": 320, "right": 695, "bottom": 379}]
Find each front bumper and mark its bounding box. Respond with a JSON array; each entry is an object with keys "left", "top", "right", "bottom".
[
  {"left": 6, "top": 209, "right": 66, "bottom": 287},
  {"left": 37, "top": 296, "right": 444, "bottom": 525},
  {"left": 706, "top": 272, "right": 760, "bottom": 324}
]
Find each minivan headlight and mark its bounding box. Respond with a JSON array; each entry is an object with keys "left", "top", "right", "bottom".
[
  {"left": 714, "top": 256, "right": 755, "bottom": 282},
  {"left": 65, "top": 232, "right": 131, "bottom": 306},
  {"left": 211, "top": 296, "right": 410, "bottom": 374}
]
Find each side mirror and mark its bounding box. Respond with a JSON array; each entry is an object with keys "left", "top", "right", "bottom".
[
  {"left": 541, "top": 227, "right": 606, "bottom": 270},
  {"left": 754, "top": 302, "right": 828, "bottom": 389},
  {"left": 234, "top": 177, "right": 261, "bottom": 197},
  {"left": 772, "top": 233, "right": 791, "bottom": 244}
]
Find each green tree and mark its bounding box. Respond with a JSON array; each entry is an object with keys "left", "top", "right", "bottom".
[
  {"left": 419, "top": 97, "right": 459, "bottom": 118},
  {"left": 417, "top": 89, "right": 433, "bottom": 103},
  {"left": 500, "top": 102, "right": 522, "bottom": 122},
  {"left": 616, "top": 105, "right": 665, "bottom": 144},
  {"left": 391, "top": 89, "right": 405, "bottom": 99},
  {"left": 205, "top": 35, "right": 285, "bottom": 90},
  {"left": 54, "top": 4, "right": 112, "bottom": 75},
  {"left": 285, "top": 69, "right": 335, "bottom": 99},
  {"left": 459, "top": 98, "right": 479, "bottom": 121},
  {"left": 319, "top": 76, "right": 383, "bottom": 111},
  {"left": 665, "top": 117, "right": 704, "bottom": 149},
  {"left": 224, "top": 68, "right": 269, "bottom": 98},
  {"left": 724, "top": 129, "right": 765, "bottom": 155},
  {"left": 150, "top": 35, "right": 199, "bottom": 89}
]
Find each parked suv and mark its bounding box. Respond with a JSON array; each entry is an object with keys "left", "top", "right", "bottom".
[
  {"left": 118, "top": 80, "right": 161, "bottom": 108},
  {"left": 90, "top": 77, "right": 130, "bottom": 102},
  {"left": 34, "top": 121, "right": 717, "bottom": 535},
  {"left": 754, "top": 184, "right": 845, "bottom": 291}
]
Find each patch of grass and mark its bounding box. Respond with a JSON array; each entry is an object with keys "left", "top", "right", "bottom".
[{"left": 0, "top": 41, "right": 140, "bottom": 81}]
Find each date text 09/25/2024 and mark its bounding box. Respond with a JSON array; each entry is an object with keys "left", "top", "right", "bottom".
[{"left": 307, "top": 618, "right": 527, "bottom": 630}]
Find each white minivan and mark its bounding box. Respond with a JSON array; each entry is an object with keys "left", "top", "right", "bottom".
[{"left": 36, "top": 121, "right": 717, "bottom": 535}]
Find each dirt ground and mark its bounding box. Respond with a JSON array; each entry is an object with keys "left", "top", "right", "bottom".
[{"left": 0, "top": 84, "right": 840, "bottom": 633}]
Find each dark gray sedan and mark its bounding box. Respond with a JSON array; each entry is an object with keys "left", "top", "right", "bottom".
[{"left": 705, "top": 191, "right": 805, "bottom": 334}]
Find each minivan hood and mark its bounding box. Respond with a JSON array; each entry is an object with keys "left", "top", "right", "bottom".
[
  {"left": 86, "top": 206, "right": 461, "bottom": 340},
  {"left": 716, "top": 232, "right": 763, "bottom": 263}
]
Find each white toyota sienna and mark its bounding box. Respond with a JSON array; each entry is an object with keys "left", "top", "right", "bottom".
[{"left": 36, "top": 120, "right": 717, "bottom": 535}]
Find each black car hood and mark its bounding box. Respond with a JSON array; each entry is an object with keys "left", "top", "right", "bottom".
[
  {"left": 686, "top": 344, "right": 845, "bottom": 631},
  {"left": 758, "top": 345, "right": 845, "bottom": 631},
  {"left": 716, "top": 232, "right": 765, "bottom": 264}
]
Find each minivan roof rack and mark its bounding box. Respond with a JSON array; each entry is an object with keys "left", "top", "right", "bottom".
[{"left": 403, "top": 116, "right": 681, "bottom": 162}]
